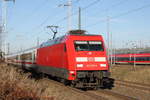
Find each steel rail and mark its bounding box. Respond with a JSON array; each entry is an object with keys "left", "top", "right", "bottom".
[
  {"left": 115, "top": 80, "right": 150, "bottom": 92},
  {"left": 89, "top": 90, "right": 138, "bottom": 100}
]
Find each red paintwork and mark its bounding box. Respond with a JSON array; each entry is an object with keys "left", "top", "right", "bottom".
[
  {"left": 36, "top": 43, "right": 67, "bottom": 68},
  {"left": 36, "top": 35, "right": 109, "bottom": 80}
]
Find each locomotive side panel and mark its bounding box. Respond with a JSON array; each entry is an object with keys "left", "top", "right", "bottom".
[{"left": 36, "top": 43, "right": 69, "bottom": 79}]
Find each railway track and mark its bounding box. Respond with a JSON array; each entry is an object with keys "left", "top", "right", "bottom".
[
  {"left": 47, "top": 79, "right": 106, "bottom": 100},
  {"left": 88, "top": 90, "right": 138, "bottom": 100},
  {"left": 46, "top": 79, "right": 139, "bottom": 100},
  {"left": 115, "top": 80, "right": 150, "bottom": 92},
  {"left": 21, "top": 68, "right": 140, "bottom": 100},
  {"left": 7, "top": 64, "right": 142, "bottom": 100}
]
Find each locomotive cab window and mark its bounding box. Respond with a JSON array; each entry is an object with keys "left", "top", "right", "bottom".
[{"left": 74, "top": 41, "right": 104, "bottom": 51}]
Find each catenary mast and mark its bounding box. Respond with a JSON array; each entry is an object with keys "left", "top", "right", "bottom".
[{"left": 0, "top": 0, "right": 15, "bottom": 59}]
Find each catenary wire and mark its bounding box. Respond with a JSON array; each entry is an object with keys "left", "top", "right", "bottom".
[
  {"left": 85, "top": 3, "right": 150, "bottom": 28},
  {"left": 28, "top": 0, "right": 102, "bottom": 35}
]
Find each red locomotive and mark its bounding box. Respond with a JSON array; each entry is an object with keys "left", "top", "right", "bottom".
[
  {"left": 8, "top": 30, "right": 114, "bottom": 89},
  {"left": 112, "top": 53, "right": 150, "bottom": 64}
]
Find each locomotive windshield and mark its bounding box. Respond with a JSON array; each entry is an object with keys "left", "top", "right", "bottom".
[{"left": 74, "top": 41, "right": 104, "bottom": 51}]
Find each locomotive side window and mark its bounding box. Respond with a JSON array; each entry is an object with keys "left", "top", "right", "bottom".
[
  {"left": 149, "top": 57, "right": 150, "bottom": 61},
  {"left": 74, "top": 41, "right": 103, "bottom": 51},
  {"left": 64, "top": 44, "right": 67, "bottom": 52}
]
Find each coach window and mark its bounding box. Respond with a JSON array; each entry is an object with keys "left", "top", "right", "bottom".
[
  {"left": 141, "top": 57, "right": 144, "bottom": 61},
  {"left": 64, "top": 44, "right": 67, "bottom": 52},
  {"left": 140, "top": 57, "right": 143, "bottom": 61},
  {"left": 137, "top": 57, "right": 140, "bottom": 61},
  {"left": 131, "top": 57, "right": 134, "bottom": 61},
  {"left": 146, "top": 57, "right": 149, "bottom": 61}
]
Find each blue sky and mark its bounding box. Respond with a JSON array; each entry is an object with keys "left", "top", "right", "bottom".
[{"left": 1, "top": 0, "right": 150, "bottom": 53}]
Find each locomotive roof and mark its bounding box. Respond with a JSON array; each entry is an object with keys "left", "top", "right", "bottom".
[
  {"left": 68, "top": 30, "right": 101, "bottom": 36},
  {"left": 68, "top": 34, "right": 101, "bottom": 36},
  {"left": 40, "top": 34, "right": 102, "bottom": 48},
  {"left": 40, "top": 36, "right": 65, "bottom": 48}
]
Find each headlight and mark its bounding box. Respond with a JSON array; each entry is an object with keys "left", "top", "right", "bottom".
[
  {"left": 77, "top": 64, "right": 83, "bottom": 67},
  {"left": 100, "top": 64, "right": 106, "bottom": 67},
  {"left": 70, "top": 71, "right": 75, "bottom": 74}
]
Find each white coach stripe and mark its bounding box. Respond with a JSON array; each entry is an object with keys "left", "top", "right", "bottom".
[
  {"left": 76, "top": 57, "right": 88, "bottom": 62},
  {"left": 95, "top": 57, "right": 106, "bottom": 62}
]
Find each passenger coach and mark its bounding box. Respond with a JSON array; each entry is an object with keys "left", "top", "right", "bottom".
[{"left": 112, "top": 53, "right": 150, "bottom": 64}]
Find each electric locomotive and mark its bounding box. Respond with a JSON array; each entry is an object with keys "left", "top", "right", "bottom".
[
  {"left": 8, "top": 30, "right": 114, "bottom": 89},
  {"left": 36, "top": 30, "right": 114, "bottom": 88}
]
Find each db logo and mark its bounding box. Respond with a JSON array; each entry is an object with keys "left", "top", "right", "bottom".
[
  {"left": 88, "top": 57, "right": 95, "bottom": 62},
  {"left": 88, "top": 52, "right": 92, "bottom": 55}
]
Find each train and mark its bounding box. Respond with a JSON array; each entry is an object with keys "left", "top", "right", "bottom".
[
  {"left": 7, "top": 30, "right": 114, "bottom": 89},
  {"left": 112, "top": 53, "right": 150, "bottom": 64}
]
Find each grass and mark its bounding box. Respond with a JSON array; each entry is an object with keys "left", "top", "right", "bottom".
[
  {"left": 0, "top": 63, "right": 93, "bottom": 100},
  {"left": 110, "top": 64, "right": 150, "bottom": 85},
  {"left": 0, "top": 63, "right": 54, "bottom": 100},
  {"left": 3, "top": 62, "right": 149, "bottom": 100}
]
